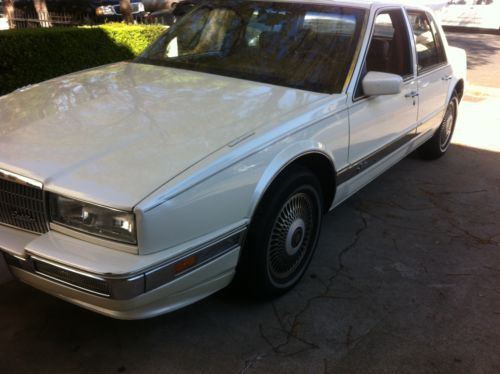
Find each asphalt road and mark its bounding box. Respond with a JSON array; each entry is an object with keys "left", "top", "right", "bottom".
[{"left": 1, "top": 32, "right": 500, "bottom": 374}]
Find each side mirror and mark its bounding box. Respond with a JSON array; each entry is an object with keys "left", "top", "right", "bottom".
[{"left": 362, "top": 71, "right": 403, "bottom": 96}]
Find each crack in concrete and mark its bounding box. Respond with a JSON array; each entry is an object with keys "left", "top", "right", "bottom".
[
  {"left": 358, "top": 205, "right": 451, "bottom": 235},
  {"left": 422, "top": 189, "right": 498, "bottom": 246},
  {"left": 362, "top": 198, "right": 437, "bottom": 212},
  {"left": 360, "top": 194, "right": 498, "bottom": 248},
  {"left": 240, "top": 353, "right": 267, "bottom": 374},
  {"left": 246, "top": 178, "right": 498, "bottom": 370},
  {"left": 420, "top": 188, "right": 488, "bottom": 196},
  {"left": 447, "top": 217, "right": 498, "bottom": 246},
  {"left": 328, "top": 317, "right": 386, "bottom": 349},
  {"left": 258, "top": 207, "right": 370, "bottom": 357}
]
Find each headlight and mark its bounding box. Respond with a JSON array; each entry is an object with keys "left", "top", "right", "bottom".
[
  {"left": 50, "top": 195, "right": 136, "bottom": 244},
  {"left": 95, "top": 5, "right": 115, "bottom": 16}
]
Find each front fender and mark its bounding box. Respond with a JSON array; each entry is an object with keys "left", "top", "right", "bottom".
[{"left": 248, "top": 140, "right": 336, "bottom": 219}]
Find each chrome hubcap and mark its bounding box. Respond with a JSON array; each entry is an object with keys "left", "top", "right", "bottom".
[
  {"left": 267, "top": 192, "right": 314, "bottom": 282},
  {"left": 440, "top": 102, "right": 455, "bottom": 150},
  {"left": 285, "top": 218, "right": 306, "bottom": 256}
]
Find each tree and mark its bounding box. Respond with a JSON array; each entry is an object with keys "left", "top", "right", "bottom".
[
  {"left": 4, "top": 0, "right": 15, "bottom": 28},
  {"left": 33, "top": 0, "right": 52, "bottom": 27},
  {"left": 120, "top": 0, "right": 134, "bottom": 23}
]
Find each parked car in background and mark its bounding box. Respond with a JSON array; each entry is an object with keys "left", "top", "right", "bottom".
[
  {"left": 142, "top": 0, "right": 180, "bottom": 12},
  {"left": 10, "top": 0, "right": 146, "bottom": 23},
  {"left": 0, "top": 0, "right": 466, "bottom": 319},
  {"left": 144, "top": 0, "right": 199, "bottom": 25}
]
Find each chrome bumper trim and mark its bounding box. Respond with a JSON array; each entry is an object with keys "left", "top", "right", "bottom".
[{"left": 2, "top": 227, "right": 246, "bottom": 300}]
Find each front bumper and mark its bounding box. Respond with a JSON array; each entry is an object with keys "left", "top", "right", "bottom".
[{"left": 0, "top": 224, "right": 245, "bottom": 319}]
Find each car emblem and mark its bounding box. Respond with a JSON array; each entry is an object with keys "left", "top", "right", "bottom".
[{"left": 10, "top": 209, "right": 36, "bottom": 223}]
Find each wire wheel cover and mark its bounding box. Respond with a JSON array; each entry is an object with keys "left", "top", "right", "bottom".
[
  {"left": 267, "top": 192, "right": 316, "bottom": 282},
  {"left": 440, "top": 100, "right": 455, "bottom": 150}
]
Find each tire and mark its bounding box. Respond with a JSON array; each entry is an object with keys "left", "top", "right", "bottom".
[
  {"left": 236, "top": 165, "right": 324, "bottom": 299},
  {"left": 419, "top": 94, "right": 459, "bottom": 160}
]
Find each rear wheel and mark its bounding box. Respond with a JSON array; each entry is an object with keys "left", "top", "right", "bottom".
[
  {"left": 419, "top": 94, "right": 458, "bottom": 160},
  {"left": 237, "top": 166, "right": 324, "bottom": 298}
]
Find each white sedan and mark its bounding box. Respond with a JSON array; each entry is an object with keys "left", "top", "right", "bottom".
[{"left": 0, "top": 0, "right": 466, "bottom": 319}]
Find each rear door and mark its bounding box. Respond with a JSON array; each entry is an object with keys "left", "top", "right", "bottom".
[{"left": 406, "top": 10, "right": 452, "bottom": 135}]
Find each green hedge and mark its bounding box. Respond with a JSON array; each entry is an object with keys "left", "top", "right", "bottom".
[{"left": 0, "top": 23, "right": 165, "bottom": 96}]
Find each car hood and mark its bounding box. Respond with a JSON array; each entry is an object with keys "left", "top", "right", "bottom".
[{"left": 0, "top": 62, "right": 326, "bottom": 209}]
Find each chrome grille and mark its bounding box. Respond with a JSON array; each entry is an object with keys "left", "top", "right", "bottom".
[{"left": 0, "top": 178, "right": 49, "bottom": 233}]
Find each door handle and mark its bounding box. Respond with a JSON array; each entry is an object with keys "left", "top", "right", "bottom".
[
  {"left": 442, "top": 75, "right": 452, "bottom": 81},
  {"left": 405, "top": 91, "right": 419, "bottom": 98}
]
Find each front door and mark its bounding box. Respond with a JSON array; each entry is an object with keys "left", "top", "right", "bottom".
[{"left": 348, "top": 8, "right": 418, "bottom": 170}]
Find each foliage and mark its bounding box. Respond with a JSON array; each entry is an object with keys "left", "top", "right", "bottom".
[{"left": 0, "top": 23, "right": 165, "bottom": 96}]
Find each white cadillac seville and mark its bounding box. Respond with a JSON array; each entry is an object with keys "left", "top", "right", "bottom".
[{"left": 0, "top": 0, "right": 466, "bottom": 319}]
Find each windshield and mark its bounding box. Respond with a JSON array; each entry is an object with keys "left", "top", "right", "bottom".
[{"left": 136, "top": 1, "right": 366, "bottom": 94}]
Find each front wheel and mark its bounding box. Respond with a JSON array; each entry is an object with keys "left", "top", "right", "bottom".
[
  {"left": 419, "top": 94, "right": 459, "bottom": 160},
  {"left": 236, "top": 166, "right": 324, "bottom": 298}
]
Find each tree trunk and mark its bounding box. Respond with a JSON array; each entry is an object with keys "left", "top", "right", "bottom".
[
  {"left": 4, "top": 0, "right": 15, "bottom": 28},
  {"left": 120, "top": 0, "right": 134, "bottom": 24},
  {"left": 33, "top": 0, "right": 52, "bottom": 27}
]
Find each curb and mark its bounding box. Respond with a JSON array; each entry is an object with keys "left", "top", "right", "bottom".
[
  {"left": 443, "top": 25, "right": 500, "bottom": 35},
  {"left": 465, "top": 85, "right": 500, "bottom": 98}
]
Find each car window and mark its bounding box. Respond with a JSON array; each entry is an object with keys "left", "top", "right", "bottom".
[
  {"left": 137, "top": 1, "right": 367, "bottom": 94},
  {"left": 355, "top": 8, "right": 413, "bottom": 98},
  {"left": 373, "top": 13, "right": 394, "bottom": 38},
  {"left": 408, "top": 11, "right": 447, "bottom": 72}
]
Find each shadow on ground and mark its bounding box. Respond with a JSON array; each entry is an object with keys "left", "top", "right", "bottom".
[
  {"left": 446, "top": 33, "right": 500, "bottom": 69},
  {"left": 1, "top": 143, "right": 499, "bottom": 374}
]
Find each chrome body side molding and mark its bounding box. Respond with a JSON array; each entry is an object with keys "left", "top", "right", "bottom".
[{"left": 337, "top": 130, "right": 418, "bottom": 185}]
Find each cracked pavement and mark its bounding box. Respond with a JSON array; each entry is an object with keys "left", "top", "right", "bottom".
[{"left": 1, "top": 93, "right": 499, "bottom": 373}]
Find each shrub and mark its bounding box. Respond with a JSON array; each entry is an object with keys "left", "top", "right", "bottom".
[{"left": 0, "top": 23, "right": 165, "bottom": 96}]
